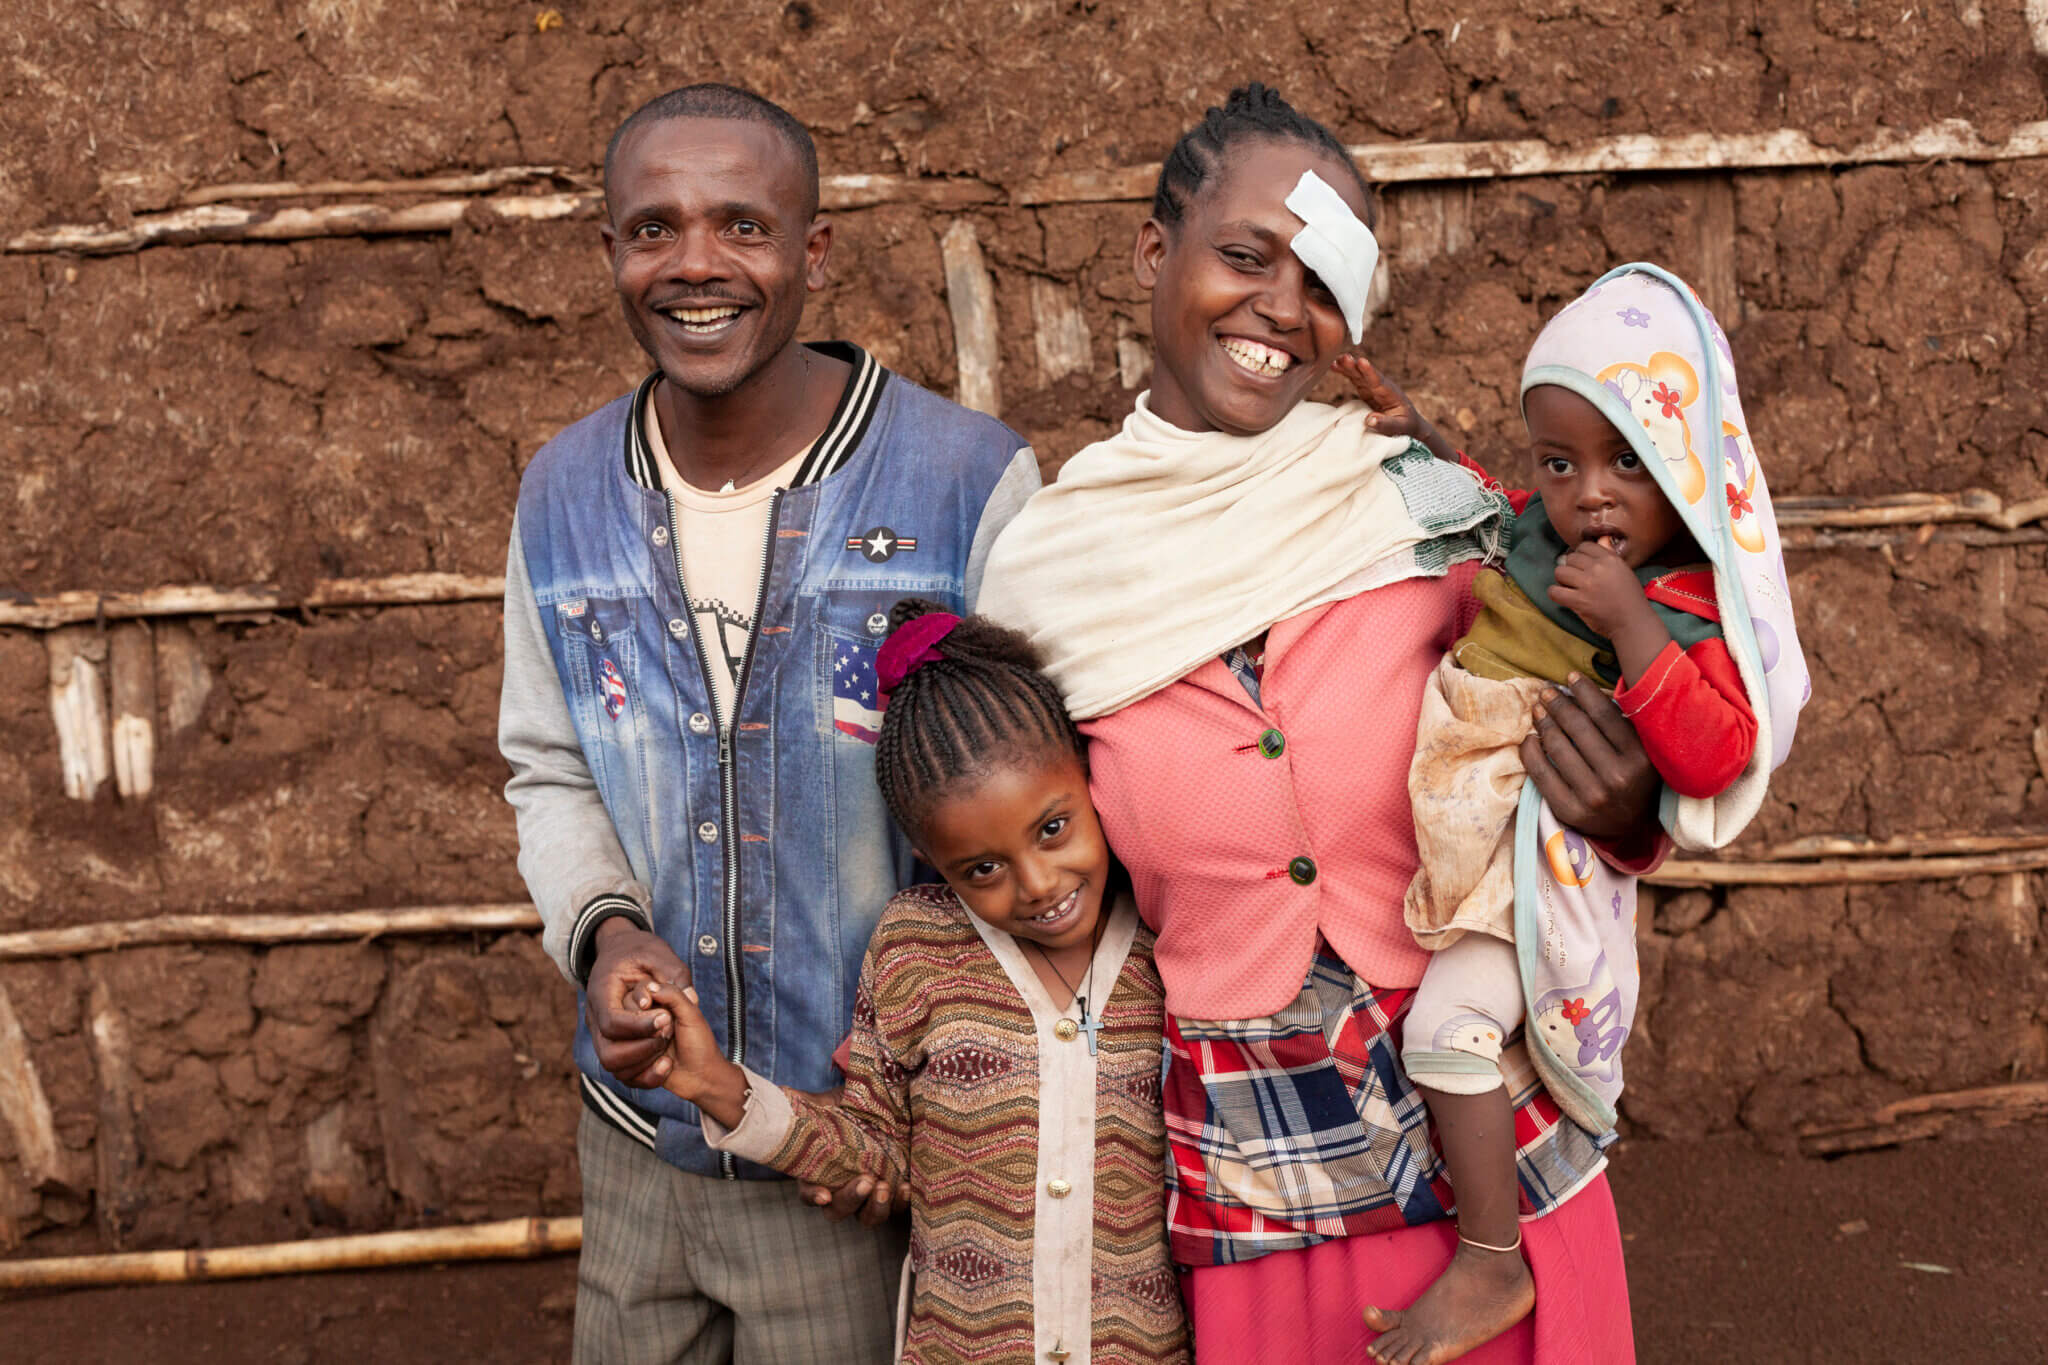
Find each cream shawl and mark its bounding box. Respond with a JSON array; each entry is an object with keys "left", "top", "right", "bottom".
[{"left": 976, "top": 394, "right": 1511, "bottom": 720}]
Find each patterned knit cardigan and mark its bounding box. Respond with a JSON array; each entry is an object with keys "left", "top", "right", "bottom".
[{"left": 705, "top": 883, "right": 1188, "bottom": 1365}]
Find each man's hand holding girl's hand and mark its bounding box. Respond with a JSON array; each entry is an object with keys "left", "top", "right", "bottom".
[
  {"left": 639, "top": 982, "right": 909, "bottom": 1226},
  {"left": 1332, "top": 354, "right": 1457, "bottom": 463},
  {"left": 586, "top": 919, "right": 689, "bottom": 1090}
]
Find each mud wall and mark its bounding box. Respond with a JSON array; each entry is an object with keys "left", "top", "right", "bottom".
[{"left": 1, "top": 0, "right": 2045, "bottom": 1250}]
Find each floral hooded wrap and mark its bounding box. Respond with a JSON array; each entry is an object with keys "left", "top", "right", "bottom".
[{"left": 1486, "top": 264, "right": 1809, "bottom": 1133}]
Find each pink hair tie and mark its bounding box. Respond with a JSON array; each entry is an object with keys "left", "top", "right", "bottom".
[{"left": 875, "top": 612, "right": 962, "bottom": 699}]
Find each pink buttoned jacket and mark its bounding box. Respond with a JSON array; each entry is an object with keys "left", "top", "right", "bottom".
[
  {"left": 1085, "top": 566, "right": 1665, "bottom": 1022},
  {"left": 1083, "top": 574, "right": 1475, "bottom": 1020}
]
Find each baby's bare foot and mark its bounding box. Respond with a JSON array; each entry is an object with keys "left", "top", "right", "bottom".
[{"left": 1362, "top": 1240, "right": 1534, "bottom": 1365}]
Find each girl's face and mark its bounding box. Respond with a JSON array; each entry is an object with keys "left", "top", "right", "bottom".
[
  {"left": 1133, "top": 138, "right": 1368, "bottom": 437},
  {"left": 1526, "top": 384, "right": 1692, "bottom": 567},
  {"left": 915, "top": 752, "right": 1111, "bottom": 951}
]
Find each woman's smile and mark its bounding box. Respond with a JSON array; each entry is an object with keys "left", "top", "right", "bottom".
[{"left": 1218, "top": 334, "right": 1298, "bottom": 379}]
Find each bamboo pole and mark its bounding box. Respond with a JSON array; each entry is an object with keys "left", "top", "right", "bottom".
[
  {"left": 1752, "top": 831, "right": 2048, "bottom": 861},
  {"left": 1647, "top": 847, "right": 2048, "bottom": 887},
  {"left": 1013, "top": 118, "right": 2048, "bottom": 205},
  {"left": 8, "top": 175, "right": 1001, "bottom": 256},
  {"left": 2, "top": 836, "right": 2041, "bottom": 962},
  {"left": 0, "top": 1216, "right": 581, "bottom": 1290},
  {"left": 0, "top": 571, "right": 504, "bottom": 630},
  {"left": 5, "top": 491, "right": 2041, "bottom": 632},
  {"left": 0, "top": 904, "right": 541, "bottom": 963},
  {"left": 1782, "top": 525, "right": 2048, "bottom": 551},
  {"left": 180, "top": 166, "right": 580, "bottom": 205},
  {"left": 15, "top": 119, "right": 2045, "bottom": 256},
  {"left": 178, "top": 167, "right": 994, "bottom": 212},
  {"left": 1798, "top": 1082, "right": 2048, "bottom": 1156},
  {"left": 5, "top": 194, "right": 601, "bottom": 256}
]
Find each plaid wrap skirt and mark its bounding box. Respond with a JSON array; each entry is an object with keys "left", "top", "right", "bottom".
[{"left": 1164, "top": 949, "right": 1612, "bottom": 1268}]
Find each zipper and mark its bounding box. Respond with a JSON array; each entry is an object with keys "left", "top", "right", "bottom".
[{"left": 663, "top": 486, "right": 783, "bottom": 1178}]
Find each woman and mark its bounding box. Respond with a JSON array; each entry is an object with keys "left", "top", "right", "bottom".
[{"left": 979, "top": 85, "right": 1650, "bottom": 1363}]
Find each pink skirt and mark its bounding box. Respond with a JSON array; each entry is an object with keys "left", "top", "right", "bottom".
[{"left": 1182, "top": 1173, "right": 1633, "bottom": 1364}]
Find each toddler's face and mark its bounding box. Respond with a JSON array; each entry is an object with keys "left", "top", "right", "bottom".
[
  {"left": 915, "top": 753, "right": 1112, "bottom": 951},
  {"left": 1526, "top": 384, "right": 1689, "bottom": 568}
]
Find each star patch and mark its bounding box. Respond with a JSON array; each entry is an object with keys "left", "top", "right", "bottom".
[
  {"left": 598, "top": 658, "right": 627, "bottom": 720},
  {"left": 846, "top": 526, "right": 917, "bottom": 563}
]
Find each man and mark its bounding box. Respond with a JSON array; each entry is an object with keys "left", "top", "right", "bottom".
[{"left": 499, "top": 84, "right": 1038, "bottom": 1363}]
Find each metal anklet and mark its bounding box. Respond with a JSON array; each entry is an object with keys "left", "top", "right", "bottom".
[{"left": 1457, "top": 1231, "right": 1524, "bottom": 1254}]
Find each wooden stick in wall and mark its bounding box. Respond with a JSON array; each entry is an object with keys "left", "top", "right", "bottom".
[
  {"left": 16, "top": 119, "right": 2044, "bottom": 255},
  {"left": 1798, "top": 1081, "right": 2048, "bottom": 1156},
  {"left": 108, "top": 621, "right": 155, "bottom": 801},
  {"left": 0, "top": 571, "right": 505, "bottom": 630},
  {"left": 1013, "top": 118, "right": 2048, "bottom": 204},
  {"left": 85, "top": 971, "right": 145, "bottom": 1249},
  {"left": 1647, "top": 847, "right": 2048, "bottom": 887},
  {"left": 940, "top": 218, "right": 1002, "bottom": 418},
  {"left": 180, "top": 166, "right": 581, "bottom": 204},
  {"left": 8, "top": 175, "right": 1002, "bottom": 256},
  {"left": 1753, "top": 831, "right": 2048, "bottom": 860},
  {"left": 0, "top": 985, "right": 67, "bottom": 1193},
  {"left": 0, "top": 1216, "right": 581, "bottom": 1290},
  {"left": 0, "top": 904, "right": 543, "bottom": 964},
  {"left": 45, "top": 627, "right": 109, "bottom": 801}
]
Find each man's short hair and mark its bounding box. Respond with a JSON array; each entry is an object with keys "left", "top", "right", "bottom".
[{"left": 604, "top": 84, "right": 821, "bottom": 219}]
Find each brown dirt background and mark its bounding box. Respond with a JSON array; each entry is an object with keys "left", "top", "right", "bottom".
[{"left": 2, "top": 0, "right": 2047, "bottom": 1353}]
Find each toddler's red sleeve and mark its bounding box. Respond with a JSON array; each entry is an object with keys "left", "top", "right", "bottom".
[{"left": 1614, "top": 638, "right": 1757, "bottom": 799}]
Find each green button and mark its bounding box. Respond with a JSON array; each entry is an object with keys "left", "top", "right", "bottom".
[
  {"left": 1288, "top": 856, "right": 1317, "bottom": 886},
  {"left": 1258, "top": 728, "right": 1286, "bottom": 759}
]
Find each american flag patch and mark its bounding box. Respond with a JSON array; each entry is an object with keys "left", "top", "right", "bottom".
[
  {"left": 831, "top": 640, "right": 885, "bottom": 742},
  {"left": 599, "top": 657, "right": 627, "bottom": 720}
]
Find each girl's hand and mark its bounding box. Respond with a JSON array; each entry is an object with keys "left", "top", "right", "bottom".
[
  {"left": 1331, "top": 354, "right": 1457, "bottom": 462},
  {"left": 640, "top": 980, "right": 749, "bottom": 1129},
  {"left": 1519, "top": 675, "right": 1661, "bottom": 844}
]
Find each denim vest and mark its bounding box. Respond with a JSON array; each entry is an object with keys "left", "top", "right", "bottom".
[{"left": 516, "top": 343, "right": 1026, "bottom": 1176}]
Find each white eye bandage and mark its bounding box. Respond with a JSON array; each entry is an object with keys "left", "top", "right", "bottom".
[{"left": 1284, "top": 170, "right": 1379, "bottom": 345}]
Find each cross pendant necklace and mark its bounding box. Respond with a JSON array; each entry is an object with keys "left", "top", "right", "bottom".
[
  {"left": 1031, "top": 933, "right": 1103, "bottom": 1056},
  {"left": 1072, "top": 996, "right": 1103, "bottom": 1055}
]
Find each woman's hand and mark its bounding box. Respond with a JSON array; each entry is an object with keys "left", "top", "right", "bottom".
[
  {"left": 1331, "top": 354, "right": 1457, "bottom": 463},
  {"left": 1518, "top": 674, "right": 1660, "bottom": 843}
]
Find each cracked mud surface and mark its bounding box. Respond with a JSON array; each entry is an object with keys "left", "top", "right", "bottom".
[{"left": 1, "top": 0, "right": 2045, "bottom": 1261}]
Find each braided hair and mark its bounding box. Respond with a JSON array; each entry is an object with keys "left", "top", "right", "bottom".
[
  {"left": 1151, "top": 82, "right": 1374, "bottom": 230},
  {"left": 872, "top": 598, "right": 1086, "bottom": 842}
]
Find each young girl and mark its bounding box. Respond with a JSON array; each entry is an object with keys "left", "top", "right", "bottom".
[
  {"left": 1382, "top": 265, "right": 1805, "bottom": 1364},
  {"left": 977, "top": 83, "right": 1651, "bottom": 1365},
  {"left": 639, "top": 599, "right": 1188, "bottom": 1365}
]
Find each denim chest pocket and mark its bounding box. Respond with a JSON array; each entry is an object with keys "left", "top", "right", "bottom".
[
  {"left": 555, "top": 597, "right": 643, "bottom": 731},
  {"left": 814, "top": 589, "right": 898, "bottom": 745}
]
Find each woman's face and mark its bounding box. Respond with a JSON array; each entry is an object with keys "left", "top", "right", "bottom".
[{"left": 1134, "top": 138, "right": 1369, "bottom": 437}]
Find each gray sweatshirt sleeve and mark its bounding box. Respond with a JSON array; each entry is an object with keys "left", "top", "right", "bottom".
[
  {"left": 499, "top": 514, "right": 653, "bottom": 986},
  {"left": 964, "top": 447, "right": 1043, "bottom": 611}
]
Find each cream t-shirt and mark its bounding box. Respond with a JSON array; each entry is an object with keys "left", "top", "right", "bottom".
[{"left": 644, "top": 399, "right": 811, "bottom": 722}]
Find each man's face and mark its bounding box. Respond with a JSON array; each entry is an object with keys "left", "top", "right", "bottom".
[{"left": 601, "top": 117, "right": 829, "bottom": 398}]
